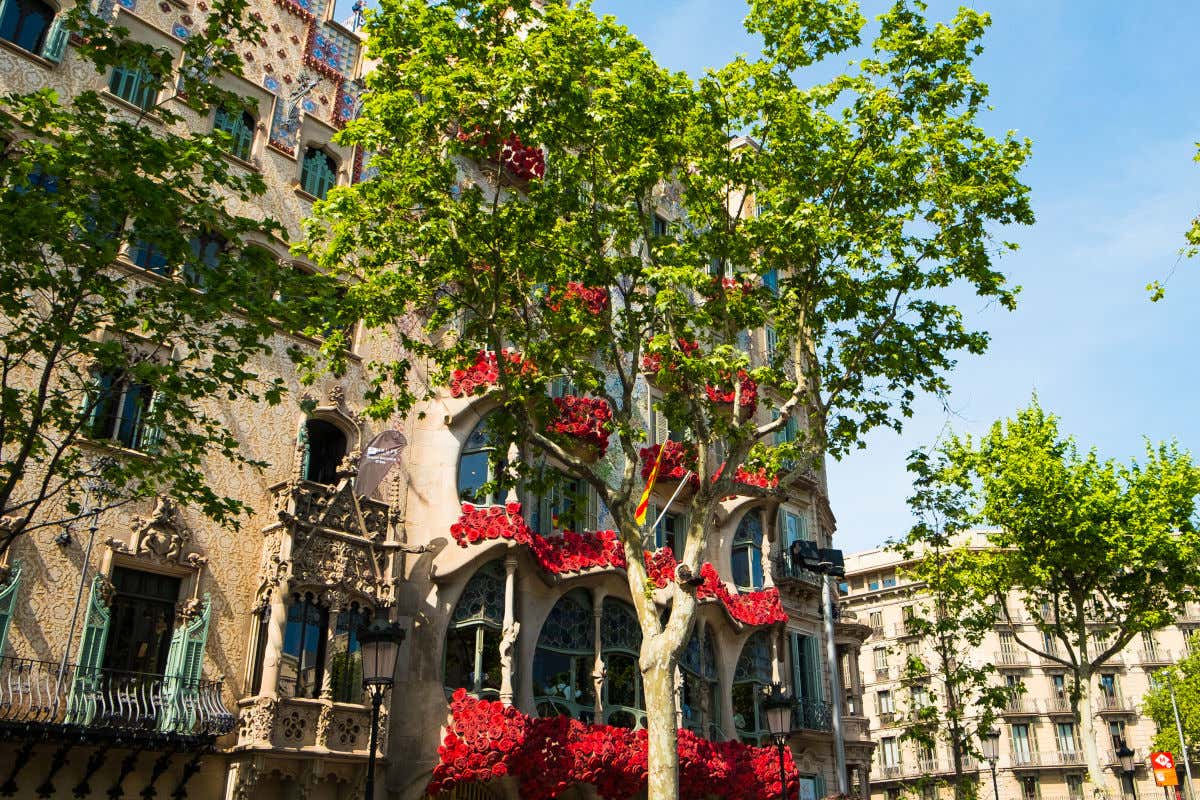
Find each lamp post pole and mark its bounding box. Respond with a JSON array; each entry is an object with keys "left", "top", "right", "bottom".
[
  {"left": 359, "top": 615, "right": 406, "bottom": 800},
  {"left": 365, "top": 685, "right": 385, "bottom": 798},
  {"left": 762, "top": 682, "right": 796, "bottom": 800},
  {"left": 982, "top": 729, "right": 1002, "bottom": 800}
]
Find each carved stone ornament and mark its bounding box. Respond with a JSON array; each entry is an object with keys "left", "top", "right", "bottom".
[
  {"left": 126, "top": 496, "right": 192, "bottom": 566},
  {"left": 289, "top": 526, "right": 390, "bottom": 605},
  {"left": 499, "top": 621, "right": 520, "bottom": 674},
  {"left": 237, "top": 697, "right": 278, "bottom": 748}
]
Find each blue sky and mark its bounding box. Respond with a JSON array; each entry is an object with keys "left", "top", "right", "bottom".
[{"left": 588, "top": 0, "right": 1200, "bottom": 552}]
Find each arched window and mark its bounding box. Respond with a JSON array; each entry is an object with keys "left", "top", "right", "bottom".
[
  {"left": 533, "top": 590, "right": 594, "bottom": 721},
  {"left": 681, "top": 623, "right": 719, "bottom": 737},
  {"left": 301, "top": 147, "right": 338, "bottom": 199},
  {"left": 280, "top": 591, "right": 328, "bottom": 699},
  {"left": 458, "top": 413, "right": 504, "bottom": 505},
  {"left": 601, "top": 599, "right": 644, "bottom": 729},
  {"left": 732, "top": 630, "right": 772, "bottom": 744},
  {"left": 732, "top": 511, "right": 764, "bottom": 592},
  {"left": 214, "top": 107, "right": 255, "bottom": 161},
  {"left": 302, "top": 418, "right": 348, "bottom": 485},
  {"left": 330, "top": 602, "right": 371, "bottom": 703},
  {"left": 443, "top": 562, "right": 504, "bottom": 699},
  {"left": 0, "top": 0, "right": 53, "bottom": 54}
]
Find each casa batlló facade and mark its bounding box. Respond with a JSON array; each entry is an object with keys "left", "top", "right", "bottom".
[{"left": 0, "top": 0, "right": 874, "bottom": 797}]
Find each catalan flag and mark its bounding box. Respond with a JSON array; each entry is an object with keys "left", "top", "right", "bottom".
[{"left": 634, "top": 443, "right": 666, "bottom": 525}]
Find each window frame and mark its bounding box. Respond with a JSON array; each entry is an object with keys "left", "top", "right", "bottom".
[
  {"left": 300, "top": 146, "right": 338, "bottom": 200},
  {"left": 214, "top": 105, "right": 256, "bottom": 162}
]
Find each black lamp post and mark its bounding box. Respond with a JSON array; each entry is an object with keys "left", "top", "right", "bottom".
[
  {"left": 1117, "top": 739, "right": 1137, "bottom": 799},
  {"left": 359, "top": 615, "right": 406, "bottom": 800},
  {"left": 762, "top": 682, "right": 795, "bottom": 800},
  {"left": 981, "top": 729, "right": 1001, "bottom": 800}
]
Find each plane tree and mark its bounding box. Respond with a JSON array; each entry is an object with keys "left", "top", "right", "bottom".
[{"left": 302, "top": 0, "right": 1033, "bottom": 797}]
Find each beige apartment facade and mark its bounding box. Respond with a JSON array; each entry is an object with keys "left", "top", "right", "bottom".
[
  {"left": 0, "top": 1, "right": 872, "bottom": 798},
  {"left": 843, "top": 541, "right": 1199, "bottom": 800}
]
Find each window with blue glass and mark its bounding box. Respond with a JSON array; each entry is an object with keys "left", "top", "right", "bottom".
[
  {"left": 680, "top": 623, "right": 719, "bottom": 738},
  {"left": 458, "top": 413, "right": 504, "bottom": 505},
  {"left": 732, "top": 630, "right": 772, "bottom": 744},
  {"left": 185, "top": 232, "right": 224, "bottom": 288},
  {"left": 443, "top": 561, "right": 504, "bottom": 700},
  {"left": 601, "top": 599, "right": 645, "bottom": 729},
  {"left": 108, "top": 64, "right": 157, "bottom": 111},
  {"left": 127, "top": 240, "right": 169, "bottom": 275},
  {"left": 86, "top": 370, "right": 158, "bottom": 451},
  {"left": 763, "top": 268, "right": 779, "bottom": 295},
  {"left": 731, "top": 511, "right": 764, "bottom": 592},
  {"left": 330, "top": 602, "right": 371, "bottom": 703},
  {"left": 0, "top": 0, "right": 62, "bottom": 58},
  {"left": 280, "top": 591, "right": 328, "bottom": 699},
  {"left": 213, "top": 106, "right": 255, "bottom": 161},
  {"left": 301, "top": 147, "right": 337, "bottom": 199},
  {"left": 532, "top": 590, "right": 595, "bottom": 721}
]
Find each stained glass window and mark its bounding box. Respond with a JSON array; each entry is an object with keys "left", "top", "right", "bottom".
[
  {"left": 444, "top": 562, "right": 504, "bottom": 700},
  {"left": 733, "top": 630, "right": 772, "bottom": 744},
  {"left": 533, "top": 591, "right": 595, "bottom": 721},
  {"left": 732, "top": 511, "right": 764, "bottom": 592}
]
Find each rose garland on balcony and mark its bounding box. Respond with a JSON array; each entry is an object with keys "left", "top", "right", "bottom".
[
  {"left": 428, "top": 690, "right": 797, "bottom": 800},
  {"left": 641, "top": 549, "right": 788, "bottom": 627},
  {"left": 455, "top": 128, "right": 546, "bottom": 182},
  {"left": 450, "top": 503, "right": 626, "bottom": 573},
  {"left": 499, "top": 134, "right": 546, "bottom": 181},
  {"left": 546, "top": 395, "right": 614, "bottom": 458},
  {"left": 451, "top": 505, "right": 784, "bottom": 625},
  {"left": 638, "top": 441, "right": 700, "bottom": 487},
  {"left": 546, "top": 282, "right": 609, "bottom": 316},
  {"left": 640, "top": 337, "right": 700, "bottom": 374},
  {"left": 448, "top": 349, "right": 533, "bottom": 398},
  {"left": 733, "top": 465, "right": 779, "bottom": 489},
  {"left": 704, "top": 370, "right": 758, "bottom": 412}
]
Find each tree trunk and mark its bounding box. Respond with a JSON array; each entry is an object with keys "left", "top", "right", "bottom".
[
  {"left": 1075, "top": 670, "right": 1110, "bottom": 795},
  {"left": 642, "top": 652, "right": 680, "bottom": 800}
]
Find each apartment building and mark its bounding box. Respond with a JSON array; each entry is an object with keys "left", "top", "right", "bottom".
[{"left": 843, "top": 541, "right": 1199, "bottom": 800}]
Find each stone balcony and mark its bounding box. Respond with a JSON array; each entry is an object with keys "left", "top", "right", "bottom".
[{"left": 235, "top": 696, "right": 384, "bottom": 757}]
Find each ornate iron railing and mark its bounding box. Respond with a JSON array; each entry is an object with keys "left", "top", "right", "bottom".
[
  {"left": 0, "top": 656, "right": 234, "bottom": 739},
  {"left": 771, "top": 555, "right": 824, "bottom": 588},
  {"left": 792, "top": 698, "right": 833, "bottom": 732}
]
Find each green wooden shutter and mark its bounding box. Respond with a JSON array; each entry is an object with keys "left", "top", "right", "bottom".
[
  {"left": 42, "top": 17, "right": 68, "bottom": 63},
  {"left": 0, "top": 561, "right": 23, "bottom": 657},
  {"left": 803, "top": 635, "right": 825, "bottom": 702},
  {"left": 814, "top": 773, "right": 827, "bottom": 799},
  {"left": 67, "top": 575, "right": 112, "bottom": 724},
  {"left": 789, "top": 632, "right": 803, "bottom": 700},
  {"left": 161, "top": 594, "right": 212, "bottom": 732}
]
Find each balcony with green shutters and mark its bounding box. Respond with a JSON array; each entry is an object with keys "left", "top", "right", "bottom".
[{"left": 0, "top": 574, "right": 233, "bottom": 747}]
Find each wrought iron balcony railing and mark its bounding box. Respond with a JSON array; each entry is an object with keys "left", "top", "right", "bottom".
[
  {"left": 792, "top": 698, "right": 833, "bottom": 732},
  {"left": 0, "top": 656, "right": 234, "bottom": 742},
  {"left": 771, "top": 555, "right": 825, "bottom": 591}
]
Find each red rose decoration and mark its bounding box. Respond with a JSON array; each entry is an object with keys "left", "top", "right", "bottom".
[{"left": 546, "top": 395, "right": 613, "bottom": 457}]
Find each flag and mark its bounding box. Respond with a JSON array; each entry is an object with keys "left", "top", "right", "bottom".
[{"left": 634, "top": 443, "right": 666, "bottom": 524}]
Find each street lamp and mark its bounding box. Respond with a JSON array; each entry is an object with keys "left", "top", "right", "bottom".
[
  {"left": 980, "top": 729, "right": 1001, "bottom": 800},
  {"left": 359, "top": 615, "right": 406, "bottom": 800},
  {"left": 1116, "top": 739, "right": 1137, "bottom": 799},
  {"left": 762, "top": 682, "right": 795, "bottom": 800}
]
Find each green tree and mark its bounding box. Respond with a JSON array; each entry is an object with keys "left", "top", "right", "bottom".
[
  {"left": 0, "top": 1, "right": 335, "bottom": 555},
  {"left": 1143, "top": 634, "right": 1200, "bottom": 756},
  {"left": 934, "top": 401, "right": 1200, "bottom": 793},
  {"left": 893, "top": 451, "right": 1010, "bottom": 800},
  {"left": 304, "top": 1, "right": 1032, "bottom": 797}
]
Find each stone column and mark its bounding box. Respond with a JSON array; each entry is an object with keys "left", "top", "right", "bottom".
[
  {"left": 319, "top": 596, "right": 345, "bottom": 701},
  {"left": 258, "top": 586, "right": 290, "bottom": 698},
  {"left": 848, "top": 646, "right": 863, "bottom": 715},
  {"left": 499, "top": 555, "right": 519, "bottom": 706},
  {"left": 591, "top": 588, "right": 606, "bottom": 722}
]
